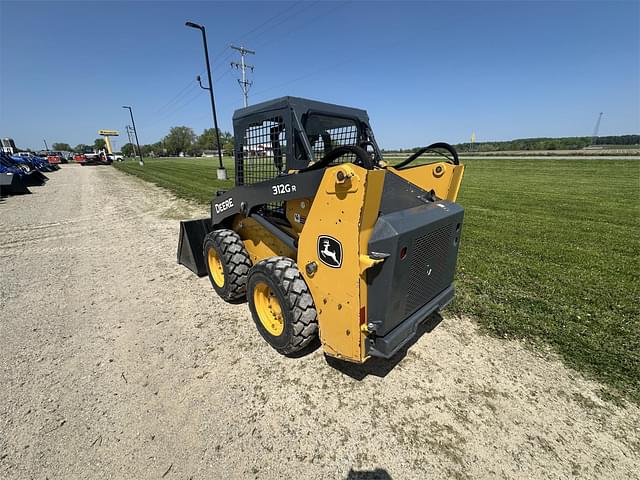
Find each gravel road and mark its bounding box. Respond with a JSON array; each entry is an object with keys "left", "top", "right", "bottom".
[{"left": 1, "top": 165, "right": 638, "bottom": 480}]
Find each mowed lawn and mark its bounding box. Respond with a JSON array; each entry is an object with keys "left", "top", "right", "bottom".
[
  {"left": 114, "top": 156, "right": 236, "bottom": 203},
  {"left": 115, "top": 157, "right": 640, "bottom": 402}
]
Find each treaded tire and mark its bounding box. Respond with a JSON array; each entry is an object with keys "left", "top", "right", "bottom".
[
  {"left": 203, "top": 229, "right": 252, "bottom": 302},
  {"left": 247, "top": 256, "right": 319, "bottom": 355}
]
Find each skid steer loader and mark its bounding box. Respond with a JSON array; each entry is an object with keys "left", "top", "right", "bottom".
[{"left": 178, "top": 97, "right": 464, "bottom": 363}]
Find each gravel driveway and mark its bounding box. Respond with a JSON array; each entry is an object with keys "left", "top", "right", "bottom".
[{"left": 1, "top": 165, "right": 638, "bottom": 479}]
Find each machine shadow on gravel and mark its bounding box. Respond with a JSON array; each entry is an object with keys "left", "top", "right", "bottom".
[
  {"left": 284, "top": 335, "right": 322, "bottom": 358},
  {"left": 325, "top": 313, "right": 444, "bottom": 380},
  {"left": 346, "top": 468, "right": 393, "bottom": 480}
]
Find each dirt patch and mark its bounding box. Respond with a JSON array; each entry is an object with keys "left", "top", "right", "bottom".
[{"left": 1, "top": 165, "right": 638, "bottom": 479}]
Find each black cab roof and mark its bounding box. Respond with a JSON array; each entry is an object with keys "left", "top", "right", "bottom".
[{"left": 232, "top": 96, "right": 370, "bottom": 123}]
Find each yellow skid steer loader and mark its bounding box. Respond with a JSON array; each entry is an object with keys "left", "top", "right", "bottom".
[{"left": 178, "top": 96, "right": 464, "bottom": 363}]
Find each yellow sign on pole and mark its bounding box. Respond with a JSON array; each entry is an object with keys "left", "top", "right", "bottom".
[{"left": 98, "top": 130, "right": 120, "bottom": 155}]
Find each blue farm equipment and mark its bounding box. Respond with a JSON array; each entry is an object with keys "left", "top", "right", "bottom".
[
  {"left": 0, "top": 152, "right": 47, "bottom": 187},
  {"left": 14, "top": 153, "right": 59, "bottom": 172},
  {"left": 0, "top": 162, "right": 31, "bottom": 195},
  {"left": 8, "top": 154, "right": 51, "bottom": 180}
]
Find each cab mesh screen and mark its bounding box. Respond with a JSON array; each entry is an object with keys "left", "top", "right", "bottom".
[
  {"left": 237, "top": 117, "right": 286, "bottom": 185},
  {"left": 236, "top": 116, "right": 287, "bottom": 217},
  {"left": 305, "top": 115, "right": 359, "bottom": 164}
]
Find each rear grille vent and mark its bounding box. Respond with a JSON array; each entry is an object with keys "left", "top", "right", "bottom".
[{"left": 405, "top": 223, "right": 454, "bottom": 316}]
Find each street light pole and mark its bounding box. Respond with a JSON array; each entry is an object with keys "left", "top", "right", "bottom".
[
  {"left": 186, "top": 20, "right": 226, "bottom": 180},
  {"left": 122, "top": 106, "right": 144, "bottom": 166}
]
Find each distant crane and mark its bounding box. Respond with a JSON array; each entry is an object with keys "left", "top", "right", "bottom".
[{"left": 591, "top": 112, "right": 604, "bottom": 146}]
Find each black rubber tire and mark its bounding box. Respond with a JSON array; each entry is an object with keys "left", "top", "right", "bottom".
[
  {"left": 203, "top": 229, "right": 252, "bottom": 302},
  {"left": 247, "top": 256, "right": 319, "bottom": 355}
]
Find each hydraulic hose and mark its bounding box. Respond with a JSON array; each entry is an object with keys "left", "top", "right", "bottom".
[
  {"left": 301, "top": 145, "right": 375, "bottom": 172},
  {"left": 394, "top": 142, "right": 459, "bottom": 169}
]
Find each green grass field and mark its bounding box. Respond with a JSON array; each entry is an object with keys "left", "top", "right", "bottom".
[
  {"left": 114, "top": 157, "right": 236, "bottom": 203},
  {"left": 115, "top": 157, "right": 640, "bottom": 403}
]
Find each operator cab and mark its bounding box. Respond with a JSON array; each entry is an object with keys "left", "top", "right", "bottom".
[{"left": 232, "top": 96, "right": 383, "bottom": 186}]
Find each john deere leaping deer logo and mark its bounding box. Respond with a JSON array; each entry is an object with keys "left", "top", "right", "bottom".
[{"left": 317, "top": 235, "right": 343, "bottom": 268}]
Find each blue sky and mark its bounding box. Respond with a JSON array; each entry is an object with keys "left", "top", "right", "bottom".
[{"left": 1, "top": 0, "right": 638, "bottom": 150}]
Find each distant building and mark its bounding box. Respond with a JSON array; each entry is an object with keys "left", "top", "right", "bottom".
[
  {"left": 201, "top": 149, "right": 222, "bottom": 157},
  {"left": 243, "top": 144, "right": 273, "bottom": 156}
]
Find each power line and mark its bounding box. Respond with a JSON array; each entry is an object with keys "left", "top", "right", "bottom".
[
  {"left": 157, "top": 89, "right": 203, "bottom": 120},
  {"left": 219, "top": 1, "right": 348, "bottom": 109},
  {"left": 243, "top": 1, "right": 320, "bottom": 46},
  {"left": 209, "top": 46, "right": 234, "bottom": 74},
  {"left": 246, "top": 29, "right": 414, "bottom": 105},
  {"left": 206, "top": 3, "right": 306, "bottom": 73},
  {"left": 147, "top": 2, "right": 318, "bottom": 125},
  {"left": 139, "top": 2, "right": 333, "bottom": 136},
  {"left": 234, "top": 2, "right": 306, "bottom": 44},
  {"left": 214, "top": 67, "right": 233, "bottom": 84},
  {"left": 257, "top": 1, "right": 348, "bottom": 50},
  {"left": 153, "top": 79, "right": 198, "bottom": 115},
  {"left": 207, "top": 2, "right": 315, "bottom": 77},
  {"left": 145, "top": 69, "right": 235, "bottom": 129},
  {"left": 145, "top": 89, "right": 205, "bottom": 128},
  {"left": 249, "top": 59, "right": 348, "bottom": 100}
]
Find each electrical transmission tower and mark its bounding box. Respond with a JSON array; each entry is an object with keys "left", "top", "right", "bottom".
[
  {"left": 230, "top": 44, "right": 255, "bottom": 107},
  {"left": 591, "top": 112, "right": 603, "bottom": 146}
]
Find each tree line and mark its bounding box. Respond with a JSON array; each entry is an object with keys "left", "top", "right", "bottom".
[
  {"left": 120, "top": 127, "right": 234, "bottom": 158},
  {"left": 456, "top": 135, "right": 639, "bottom": 152},
  {"left": 51, "top": 133, "right": 639, "bottom": 157},
  {"left": 389, "top": 135, "right": 639, "bottom": 153},
  {"left": 47, "top": 127, "right": 234, "bottom": 158}
]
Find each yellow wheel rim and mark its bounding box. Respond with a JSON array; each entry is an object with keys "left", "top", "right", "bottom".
[
  {"left": 253, "top": 281, "right": 284, "bottom": 336},
  {"left": 207, "top": 248, "right": 225, "bottom": 288}
]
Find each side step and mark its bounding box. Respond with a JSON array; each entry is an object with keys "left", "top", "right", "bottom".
[{"left": 177, "top": 218, "right": 213, "bottom": 277}]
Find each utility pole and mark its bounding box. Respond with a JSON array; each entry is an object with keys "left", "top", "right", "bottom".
[
  {"left": 230, "top": 44, "right": 255, "bottom": 107},
  {"left": 591, "top": 112, "right": 604, "bottom": 146},
  {"left": 43, "top": 139, "right": 49, "bottom": 152},
  {"left": 125, "top": 125, "right": 135, "bottom": 150},
  {"left": 122, "top": 106, "right": 144, "bottom": 166},
  {"left": 126, "top": 125, "right": 137, "bottom": 158},
  {"left": 186, "top": 21, "right": 226, "bottom": 180}
]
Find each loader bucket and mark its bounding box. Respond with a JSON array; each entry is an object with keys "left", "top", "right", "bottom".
[
  {"left": 177, "top": 218, "right": 213, "bottom": 277},
  {"left": 34, "top": 171, "right": 49, "bottom": 183},
  {"left": 25, "top": 171, "right": 48, "bottom": 186},
  {"left": 0, "top": 173, "right": 31, "bottom": 195}
]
